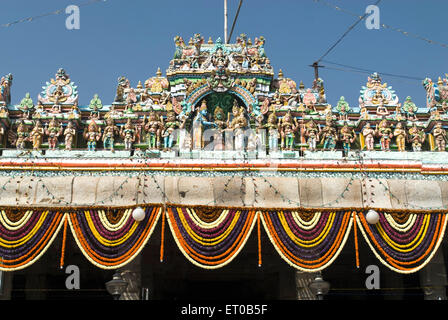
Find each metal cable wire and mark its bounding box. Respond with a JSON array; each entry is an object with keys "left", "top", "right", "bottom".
[
  {"left": 316, "top": 0, "right": 382, "bottom": 63},
  {"left": 1, "top": 0, "right": 107, "bottom": 28}
]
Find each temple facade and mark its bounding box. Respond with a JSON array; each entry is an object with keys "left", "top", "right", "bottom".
[{"left": 0, "top": 34, "right": 448, "bottom": 300}]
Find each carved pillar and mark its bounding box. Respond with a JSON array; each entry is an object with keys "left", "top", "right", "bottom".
[
  {"left": 419, "top": 249, "right": 447, "bottom": 300},
  {"left": 0, "top": 271, "right": 13, "bottom": 300},
  {"left": 119, "top": 255, "right": 142, "bottom": 300},
  {"left": 295, "top": 271, "right": 317, "bottom": 300}
]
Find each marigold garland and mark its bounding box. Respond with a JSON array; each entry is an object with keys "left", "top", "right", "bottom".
[
  {"left": 166, "top": 207, "right": 257, "bottom": 269},
  {"left": 68, "top": 207, "right": 161, "bottom": 269},
  {"left": 0, "top": 206, "right": 447, "bottom": 274},
  {"left": 0, "top": 210, "right": 65, "bottom": 271},
  {"left": 260, "top": 210, "right": 353, "bottom": 271},
  {"left": 59, "top": 216, "right": 68, "bottom": 269},
  {"left": 356, "top": 211, "right": 447, "bottom": 274}
]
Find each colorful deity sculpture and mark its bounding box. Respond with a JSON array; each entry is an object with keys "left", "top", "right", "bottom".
[
  {"left": 378, "top": 119, "right": 393, "bottom": 151},
  {"left": 393, "top": 104, "right": 405, "bottom": 122},
  {"left": 401, "top": 96, "right": 418, "bottom": 121},
  {"left": 64, "top": 121, "right": 76, "bottom": 150},
  {"left": 103, "top": 118, "right": 118, "bottom": 151},
  {"left": 0, "top": 74, "right": 13, "bottom": 105},
  {"left": 408, "top": 124, "right": 425, "bottom": 152},
  {"left": 45, "top": 118, "right": 62, "bottom": 150},
  {"left": 89, "top": 94, "right": 103, "bottom": 118},
  {"left": 30, "top": 120, "right": 44, "bottom": 150},
  {"left": 321, "top": 119, "right": 338, "bottom": 151},
  {"left": 362, "top": 123, "right": 376, "bottom": 151},
  {"left": 120, "top": 118, "right": 136, "bottom": 150},
  {"left": 339, "top": 123, "right": 356, "bottom": 154},
  {"left": 305, "top": 119, "right": 320, "bottom": 152},
  {"left": 264, "top": 112, "right": 279, "bottom": 152},
  {"left": 144, "top": 109, "right": 163, "bottom": 150},
  {"left": 279, "top": 110, "right": 298, "bottom": 151},
  {"left": 433, "top": 122, "right": 447, "bottom": 152},
  {"left": 162, "top": 111, "right": 181, "bottom": 150},
  {"left": 393, "top": 122, "right": 407, "bottom": 152},
  {"left": 192, "top": 100, "right": 217, "bottom": 150},
  {"left": 227, "top": 102, "right": 248, "bottom": 151},
  {"left": 335, "top": 96, "right": 351, "bottom": 121},
  {"left": 15, "top": 120, "right": 28, "bottom": 149},
  {"left": 212, "top": 106, "right": 227, "bottom": 151},
  {"left": 84, "top": 120, "right": 101, "bottom": 151},
  {"left": 18, "top": 93, "right": 34, "bottom": 119}
]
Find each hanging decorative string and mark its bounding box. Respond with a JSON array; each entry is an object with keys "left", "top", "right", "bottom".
[
  {"left": 1, "top": 0, "right": 107, "bottom": 28},
  {"left": 313, "top": 0, "right": 448, "bottom": 49}
]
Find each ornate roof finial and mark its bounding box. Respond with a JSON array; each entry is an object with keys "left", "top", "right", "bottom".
[
  {"left": 278, "top": 69, "right": 284, "bottom": 79},
  {"left": 438, "top": 77, "right": 443, "bottom": 86},
  {"left": 208, "top": 36, "right": 213, "bottom": 44},
  {"left": 299, "top": 81, "right": 305, "bottom": 90},
  {"left": 188, "top": 37, "right": 194, "bottom": 46},
  {"left": 137, "top": 81, "right": 143, "bottom": 89},
  {"left": 156, "top": 67, "right": 162, "bottom": 77},
  {"left": 247, "top": 38, "right": 252, "bottom": 46}
]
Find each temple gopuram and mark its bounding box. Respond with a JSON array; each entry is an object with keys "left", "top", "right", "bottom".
[{"left": 1, "top": 33, "right": 448, "bottom": 300}]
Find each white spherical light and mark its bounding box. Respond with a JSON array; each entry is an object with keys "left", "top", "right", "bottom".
[
  {"left": 132, "top": 207, "right": 145, "bottom": 221},
  {"left": 366, "top": 209, "right": 380, "bottom": 224}
]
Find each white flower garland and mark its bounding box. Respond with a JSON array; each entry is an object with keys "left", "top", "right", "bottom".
[
  {"left": 384, "top": 212, "right": 417, "bottom": 233},
  {"left": 187, "top": 207, "right": 229, "bottom": 229},
  {"left": 0, "top": 210, "right": 34, "bottom": 230},
  {"left": 97, "top": 209, "right": 132, "bottom": 232},
  {"left": 291, "top": 211, "right": 321, "bottom": 230}
]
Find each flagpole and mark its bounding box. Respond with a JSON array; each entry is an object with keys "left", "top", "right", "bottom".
[{"left": 224, "top": 0, "right": 228, "bottom": 44}]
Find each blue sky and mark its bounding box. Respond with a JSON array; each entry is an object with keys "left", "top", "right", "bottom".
[{"left": 0, "top": 0, "right": 446, "bottom": 109}]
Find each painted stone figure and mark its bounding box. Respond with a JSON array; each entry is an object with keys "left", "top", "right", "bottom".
[
  {"left": 279, "top": 110, "right": 298, "bottom": 151},
  {"left": 30, "top": 120, "right": 44, "bottom": 150},
  {"left": 305, "top": 119, "right": 320, "bottom": 152},
  {"left": 192, "top": 100, "right": 217, "bottom": 150},
  {"left": 321, "top": 119, "right": 338, "bottom": 151},
  {"left": 378, "top": 119, "right": 393, "bottom": 151},
  {"left": 408, "top": 124, "right": 425, "bottom": 152},
  {"left": 162, "top": 111, "right": 181, "bottom": 150},
  {"left": 89, "top": 94, "right": 103, "bottom": 118},
  {"left": 401, "top": 96, "right": 418, "bottom": 121},
  {"left": 393, "top": 122, "right": 407, "bottom": 152},
  {"left": 15, "top": 120, "right": 28, "bottom": 150},
  {"left": 265, "top": 112, "right": 279, "bottom": 152},
  {"left": 84, "top": 120, "right": 101, "bottom": 151},
  {"left": 144, "top": 109, "right": 163, "bottom": 150},
  {"left": 0, "top": 74, "right": 13, "bottom": 105},
  {"left": 103, "top": 118, "right": 118, "bottom": 151},
  {"left": 335, "top": 96, "right": 351, "bottom": 121},
  {"left": 212, "top": 106, "right": 227, "bottom": 151},
  {"left": 362, "top": 123, "right": 376, "bottom": 151},
  {"left": 120, "top": 118, "right": 136, "bottom": 150},
  {"left": 18, "top": 93, "right": 34, "bottom": 119},
  {"left": 64, "top": 121, "right": 76, "bottom": 150},
  {"left": 339, "top": 123, "right": 356, "bottom": 154},
  {"left": 433, "top": 122, "right": 447, "bottom": 152},
  {"left": 45, "top": 118, "right": 62, "bottom": 150},
  {"left": 227, "top": 102, "right": 248, "bottom": 151}
]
